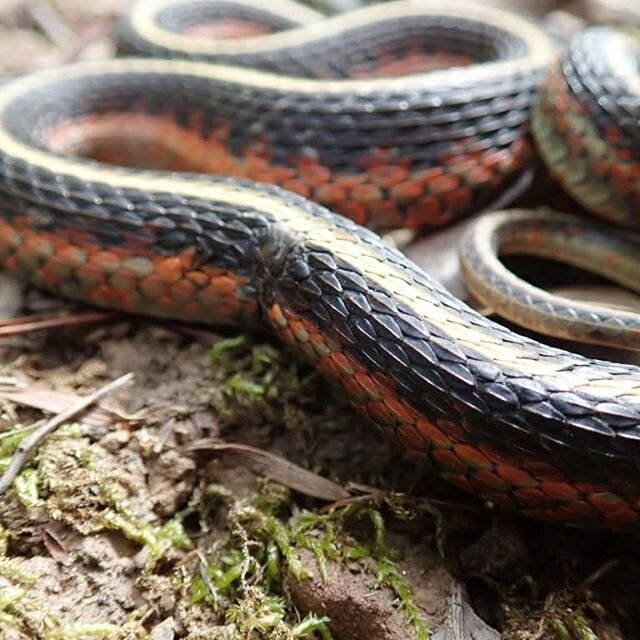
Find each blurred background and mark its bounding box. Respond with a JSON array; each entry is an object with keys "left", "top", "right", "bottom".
[{"left": 0, "top": 0, "right": 638, "bottom": 77}]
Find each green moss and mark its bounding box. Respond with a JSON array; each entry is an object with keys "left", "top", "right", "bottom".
[
  {"left": 13, "top": 468, "right": 41, "bottom": 508},
  {"left": 99, "top": 485, "right": 193, "bottom": 559}
]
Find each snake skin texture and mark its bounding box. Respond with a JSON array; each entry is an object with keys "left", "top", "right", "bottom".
[
  {"left": 460, "top": 209, "right": 640, "bottom": 350},
  {"left": 533, "top": 27, "right": 640, "bottom": 227},
  {"left": 0, "top": 2, "right": 639, "bottom": 528}
]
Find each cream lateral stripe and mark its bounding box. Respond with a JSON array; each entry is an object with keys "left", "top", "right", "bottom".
[
  {"left": 0, "top": 53, "right": 548, "bottom": 98},
  {"left": 131, "top": 0, "right": 323, "bottom": 28},
  {"left": 464, "top": 209, "right": 640, "bottom": 319},
  {"left": 0, "top": 106, "right": 638, "bottom": 398},
  {"left": 476, "top": 210, "right": 640, "bottom": 293},
  {"left": 130, "top": 0, "right": 556, "bottom": 64}
]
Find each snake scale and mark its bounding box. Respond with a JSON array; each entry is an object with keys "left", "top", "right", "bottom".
[{"left": 0, "top": 0, "right": 639, "bottom": 528}]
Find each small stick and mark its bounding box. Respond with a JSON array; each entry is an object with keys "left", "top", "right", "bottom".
[
  {"left": 0, "top": 372, "right": 134, "bottom": 495},
  {"left": 0, "top": 311, "right": 119, "bottom": 338}
]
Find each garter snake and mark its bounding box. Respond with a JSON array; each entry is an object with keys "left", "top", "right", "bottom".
[{"left": 0, "top": 0, "right": 639, "bottom": 529}]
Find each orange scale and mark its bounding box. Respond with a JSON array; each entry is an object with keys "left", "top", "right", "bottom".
[
  {"left": 288, "top": 318, "right": 310, "bottom": 343},
  {"left": 381, "top": 396, "right": 418, "bottom": 427},
  {"left": 465, "top": 166, "right": 492, "bottom": 186},
  {"left": 520, "top": 459, "right": 564, "bottom": 482},
  {"left": 431, "top": 209, "right": 455, "bottom": 227},
  {"left": 139, "top": 274, "right": 167, "bottom": 298},
  {"left": 243, "top": 152, "right": 269, "bottom": 169},
  {"left": 89, "top": 250, "right": 121, "bottom": 273},
  {"left": 328, "top": 351, "right": 357, "bottom": 377},
  {"left": 390, "top": 180, "right": 424, "bottom": 201},
  {"left": 337, "top": 201, "right": 367, "bottom": 225},
  {"left": 16, "top": 243, "right": 43, "bottom": 269},
  {"left": 87, "top": 283, "right": 124, "bottom": 307},
  {"left": 495, "top": 464, "right": 538, "bottom": 489},
  {"left": 75, "top": 262, "right": 107, "bottom": 286},
  {"left": 177, "top": 300, "right": 200, "bottom": 317},
  {"left": 367, "top": 399, "right": 405, "bottom": 427},
  {"left": 169, "top": 279, "right": 197, "bottom": 303},
  {"left": 469, "top": 470, "right": 508, "bottom": 492},
  {"left": 68, "top": 230, "right": 103, "bottom": 248},
  {"left": 406, "top": 195, "right": 440, "bottom": 223},
  {"left": 362, "top": 200, "right": 395, "bottom": 217},
  {"left": 334, "top": 174, "right": 365, "bottom": 188},
  {"left": 313, "top": 184, "right": 348, "bottom": 205},
  {"left": 118, "top": 292, "right": 140, "bottom": 313},
  {"left": 434, "top": 418, "right": 467, "bottom": 441},
  {"left": 308, "top": 331, "right": 332, "bottom": 357},
  {"left": 282, "top": 180, "right": 311, "bottom": 198},
  {"left": 604, "top": 125, "right": 623, "bottom": 145},
  {"left": 218, "top": 296, "right": 240, "bottom": 316},
  {"left": 512, "top": 486, "right": 551, "bottom": 507},
  {"left": 481, "top": 150, "right": 508, "bottom": 171},
  {"left": 37, "top": 265, "right": 65, "bottom": 288},
  {"left": 403, "top": 444, "right": 428, "bottom": 458},
  {"left": 538, "top": 479, "right": 581, "bottom": 502},
  {"left": 351, "top": 183, "right": 383, "bottom": 203},
  {"left": 369, "top": 164, "right": 409, "bottom": 188},
  {"left": 414, "top": 417, "right": 452, "bottom": 448},
  {"left": 298, "top": 340, "right": 320, "bottom": 363},
  {"left": 267, "top": 304, "right": 287, "bottom": 328},
  {"left": 452, "top": 444, "right": 494, "bottom": 471},
  {"left": 56, "top": 245, "right": 87, "bottom": 266},
  {"left": 431, "top": 448, "right": 465, "bottom": 472},
  {"left": 341, "top": 373, "right": 369, "bottom": 401},
  {"left": 198, "top": 283, "right": 231, "bottom": 307},
  {"left": 509, "top": 137, "right": 530, "bottom": 156},
  {"left": 429, "top": 175, "right": 460, "bottom": 195},
  {"left": 317, "top": 354, "right": 345, "bottom": 380},
  {"left": 395, "top": 423, "right": 429, "bottom": 450},
  {"left": 212, "top": 274, "right": 240, "bottom": 295},
  {"left": 443, "top": 187, "right": 472, "bottom": 212},
  {"left": 587, "top": 491, "right": 630, "bottom": 512},
  {"left": 551, "top": 500, "right": 599, "bottom": 519},
  {"left": 187, "top": 270, "right": 210, "bottom": 287},
  {"left": 365, "top": 201, "right": 401, "bottom": 226},
  {"left": 268, "top": 166, "right": 296, "bottom": 182},
  {"left": 42, "top": 256, "right": 77, "bottom": 278},
  {"left": 299, "top": 163, "right": 332, "bottom": 187},
  {"left": 154, "top": 256, "right": 185, "bottom": 284},
  {"left": 353, "top": 372, "right": 383, "bottom": 400},
  {"left": 414, "top": 167, "right": 445, "bottom": 183}
]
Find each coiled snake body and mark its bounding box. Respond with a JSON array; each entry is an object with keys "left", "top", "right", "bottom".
[{"left": 1, "top": 0, "right": 640, "bottom": 528}]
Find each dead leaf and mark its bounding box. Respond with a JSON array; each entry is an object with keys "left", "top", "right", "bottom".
[
  {"left": 189, "top": 440, "right": 349, "bottom": 501},
  {"left": 0, "top": 387, "right": 140, "bottom": 427}
]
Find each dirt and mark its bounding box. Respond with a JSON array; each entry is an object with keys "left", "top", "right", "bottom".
[{"left": 0, "top": 2, "right": 640, "bottom": 640}]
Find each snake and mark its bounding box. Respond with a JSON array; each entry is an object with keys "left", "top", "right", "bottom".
[{"left": 1, "top": 0, "right": 640, "bottom": 529}]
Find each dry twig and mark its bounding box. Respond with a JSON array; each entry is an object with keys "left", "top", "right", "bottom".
[{"left": 0, "top": 371, "right": 134, "bottom": 495}]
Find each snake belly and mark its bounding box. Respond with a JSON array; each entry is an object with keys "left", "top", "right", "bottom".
[{"left": 0, "top": 0, "right": 640, "bottom": 530}]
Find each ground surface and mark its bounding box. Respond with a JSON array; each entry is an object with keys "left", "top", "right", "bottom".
[{"left": 1, "top": 1, "right": 640, "bottom": 640}]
